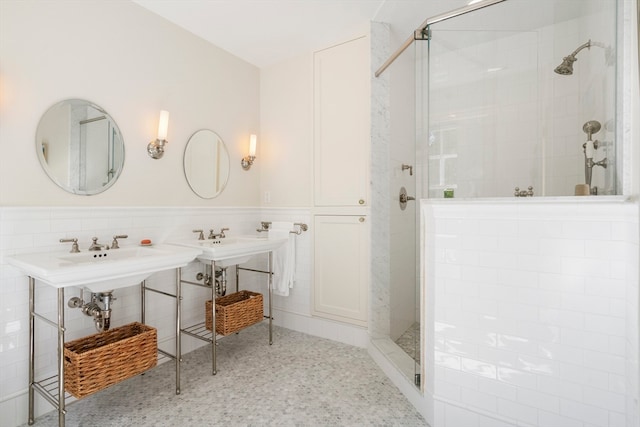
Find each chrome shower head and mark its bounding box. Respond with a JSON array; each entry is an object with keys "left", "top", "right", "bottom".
[
  {"left": 554, "top": 55, "right": 577, "bottom": 75},
  {"left": 554, "top": 40, "right": 592, "bottom": 75}
]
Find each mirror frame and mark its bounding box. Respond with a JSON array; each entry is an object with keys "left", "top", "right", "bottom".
[
  {"left": 35, "top": 99, "right": 125, "bottom": 196},
  {"left": 183, "top": 129, "right": 230, "bottom": 199}
]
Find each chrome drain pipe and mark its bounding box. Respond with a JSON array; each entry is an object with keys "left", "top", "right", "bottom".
[
  {"left": 198, "top": 265, "right": 227, "bottom": 296},
  {"left": 68, "top": 291, "right": 115, "bottom": 332}
]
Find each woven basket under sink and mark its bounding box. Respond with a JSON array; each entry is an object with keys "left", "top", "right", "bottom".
[
  {"left": 63, "top": 322, "right": 157, "bottom": 399},
  {"left": 206, "top": 290, "right": 263, "bottom": 336}
]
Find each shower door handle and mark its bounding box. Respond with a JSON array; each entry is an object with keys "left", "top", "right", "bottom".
[{"left": 399, "top": 187, "right": 415, "bottom": 210}]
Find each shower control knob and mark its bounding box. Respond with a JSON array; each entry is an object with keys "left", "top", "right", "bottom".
[
  {"left": 398, "top": 187, "right": 416, "bottom": 210},
  {"left": 514, "top": 186, "right": 534, "bottom": 197}
]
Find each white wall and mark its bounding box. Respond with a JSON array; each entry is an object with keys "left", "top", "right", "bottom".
[
  {"left": 259, "top": 54, "right": 313, "bottom": 207},
  {"left": 0, "top": 0, "right": 260, "bottom": 207}
]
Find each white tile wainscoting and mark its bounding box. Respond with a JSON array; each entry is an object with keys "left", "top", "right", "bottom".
[
  {"left": 0, "top": 206, "right": 367, "bottom": 427},
  {"left": 2, "top": 200, "right": 638, "bottom": 427},
  {"left": 423, "top": 197, "right": 639, "bottom": 427}
]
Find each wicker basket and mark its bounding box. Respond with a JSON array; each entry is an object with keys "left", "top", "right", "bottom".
[
  {"left": 206, "top": 291, "right": 263, "bottom": 335},
  {"left": 64, "top": 322, "right": 157, "bottom": 399}
]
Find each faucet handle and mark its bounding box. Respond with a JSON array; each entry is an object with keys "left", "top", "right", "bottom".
[
  {"left": 193, "top": 229, "right": 204, "bottom": 240},
  {"left": 257, "top": 221, "right": 271, "bottom": 233},
  {"left": 111, "top": 234, "right": 128, "bottom": 249},
  {"left": 220, "top": 228, "right": 229, "bottom": 238},
  {"left": 60, "top": 238, "right": 80, "bottom": 253}
]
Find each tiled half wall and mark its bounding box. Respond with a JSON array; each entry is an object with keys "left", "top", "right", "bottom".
[{"left": 423, "top": 198, "right": 639, "bottom": 427}]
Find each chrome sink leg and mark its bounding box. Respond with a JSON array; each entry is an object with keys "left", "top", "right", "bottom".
[
  {"left": 211, "top": 260, "right": 217, "bottom": 376},
  {"left": 57, "top": 287, "right": 65, "bottom": 427},
  {"left": 269, "top": 251, "right": 273, "bottom": 346},
  {"left": 176, "top": 268, "right": 181, "bottom": 394},
  {"left": 28, "top": 277, "right": 35, "bottom": 425}
]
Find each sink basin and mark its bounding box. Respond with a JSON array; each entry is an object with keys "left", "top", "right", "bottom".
[
  {"left": 7, "top": 244, "right": 202, "bottom": 292},
  {"left": 170, "top": 235, "right": 287, "bottom": 267}
]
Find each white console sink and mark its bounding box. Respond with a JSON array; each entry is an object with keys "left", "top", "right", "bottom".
[
  {"left": 170, "top": 235, "right": 287, "bottom": 267},
  {"left": 7, "top": 244, "right": 202, "bottom": 292}
]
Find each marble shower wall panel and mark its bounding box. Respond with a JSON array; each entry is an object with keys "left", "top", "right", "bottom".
[{"left": 370, "top": 21, "right": 392, "bottom": 339}]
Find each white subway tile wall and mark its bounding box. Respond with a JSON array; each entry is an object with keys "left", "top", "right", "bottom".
[
  {"left": 423, "top": 199, "right": 638, "bottom": 427},
  {"left": 0, "top": 206, "right": 367, "bottom": 427}
]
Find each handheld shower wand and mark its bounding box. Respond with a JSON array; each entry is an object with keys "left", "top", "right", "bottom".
[
  {"left": 581, "top": 120, "right": 607, "bottom": 193},
  {"left": 582, "top": 120, "right": 600, "bottom": 187}
]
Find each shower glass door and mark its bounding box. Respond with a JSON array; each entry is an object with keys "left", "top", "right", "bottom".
[
  {"left": 424, "top": 0, "right": 618, "bottom": 198},
  {"left": 426, "top": 24, "right": 541, "bottom": 198},
  {"left": 389, "top": 35, "right": 421, "bottom": 385}
]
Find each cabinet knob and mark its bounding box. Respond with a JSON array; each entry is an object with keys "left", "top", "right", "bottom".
[
  {"left": 358, "top": 199, "right": 365, "bottom": 205},
  {"left": 359, "top": 217, "right": 365, "bottom": 223}
]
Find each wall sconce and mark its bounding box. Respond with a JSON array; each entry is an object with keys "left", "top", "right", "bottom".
[
  {"left": 147, "top": 110, "right": 169, "bottom": 159},
  {"left": 241, "top": 134, "right": 257, "bottom": 170}
]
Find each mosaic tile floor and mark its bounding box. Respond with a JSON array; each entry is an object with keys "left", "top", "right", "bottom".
[
  {"left": 394, "top": 322, "right": 420, "bottom": 364},
  {"left": 25, "top": 323, "right": 427, "bottom": 426}
]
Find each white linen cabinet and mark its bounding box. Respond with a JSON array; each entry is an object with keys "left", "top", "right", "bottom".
[{"left": 312, "top": 35, "right": 370, "bottom": 326}]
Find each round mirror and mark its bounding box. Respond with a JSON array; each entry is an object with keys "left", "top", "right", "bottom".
[
  {"left": 183, "top": 129, "right": 230, "bottom": 199},
  {"left": 36, "top": 99, "right": 125, "bottom": 195}
]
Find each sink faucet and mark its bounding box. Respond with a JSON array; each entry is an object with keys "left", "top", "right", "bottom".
[
  {"left": 88, "top": 237, "right": 107, "bottom": 251},
  {"left": 111, "top": 234, "right": 128, "bottom": 249},
  {"left": 60, "top": 238, "right": 80, "bottom": 253},
  {"left": 208, "top": 228, "right": 229, "bottom": 239}
]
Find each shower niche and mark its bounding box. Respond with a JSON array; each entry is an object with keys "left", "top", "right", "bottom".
[{"left": 422, "top": 0, "right": 619, "bottom": 199}]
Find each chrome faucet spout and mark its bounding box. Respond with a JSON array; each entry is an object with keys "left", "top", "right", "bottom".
[
  {"left": 208, "top": 228, "right": 228, "bottom": 239},
  {"left": 88, "top": 237, "right": 106, "bottom": 251}
]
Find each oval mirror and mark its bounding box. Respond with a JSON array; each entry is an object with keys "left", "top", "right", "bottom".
[
  {"left": 36, "top": 99, "right": 125, "bottom": 195},
  {"left": 183, "top": 129, "right": 230, "bottom": 199}
]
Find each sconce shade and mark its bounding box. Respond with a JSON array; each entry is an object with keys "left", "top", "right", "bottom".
[
  {"left": 148, "top": 110, "right": 170, "bottom": 159},
  {"left": 249, "top": 134, "right": 257, "bottom": 157},
  {"left": 241, "top": 134, "right": 257, "bottom": 170},
  {"left": 157, "top": 110, "right": 169, "bottom": 141}
]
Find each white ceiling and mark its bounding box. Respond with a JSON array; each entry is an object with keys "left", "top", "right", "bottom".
[
  {"left": 132, "top": 0, "right": 388, "bottom": 68},
  {"left": 132, "top": 0, "right": 594, "bottom": 69}
]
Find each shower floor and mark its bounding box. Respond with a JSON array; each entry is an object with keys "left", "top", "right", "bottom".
[{"left": 394, "top": 322, "right": 420, "bottom": 363}]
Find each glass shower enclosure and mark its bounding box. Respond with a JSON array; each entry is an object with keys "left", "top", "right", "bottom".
[{"left": 378, "top": 0, "right": 619, "bottom": 393}]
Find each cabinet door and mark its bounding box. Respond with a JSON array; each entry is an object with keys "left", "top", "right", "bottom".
[
  {"left": 313, "top": 36, "right": 370, "bottom": 207},
  {"left": 313, "top": 215, "right": 368, "bottom": 325}
]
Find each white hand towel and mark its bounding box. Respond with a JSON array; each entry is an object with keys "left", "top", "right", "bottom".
[{"left": 269, "top": 222, "right": 296, "bottom": 297}]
